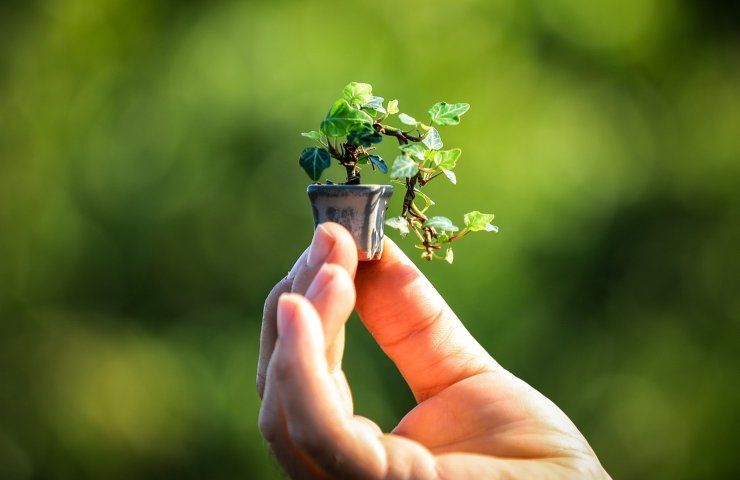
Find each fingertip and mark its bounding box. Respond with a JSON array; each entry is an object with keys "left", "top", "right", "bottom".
[
  {"left": 276, "top": 293, "right": 301, "bottom": 336},
  {"left": 277, "top": 293, "right": 324, "bottom": 345},
  {"left": 305, "top": 263, "right": 356, "bottom": 302},
  {"left": 315, "top": 222, "right": 359, "bottom": 276}
]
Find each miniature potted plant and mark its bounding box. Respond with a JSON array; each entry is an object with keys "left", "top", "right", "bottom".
[{"left": 299, "top": 82, "right": 498, "bottom": 262}]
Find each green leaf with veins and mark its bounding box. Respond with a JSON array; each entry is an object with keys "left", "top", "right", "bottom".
[
  {"left": 390, "top": 155, "right": 419, "bottom": 178},
  {"left": 369, "top": 155, "right": 388, "bottom": 173},
  {"left": 399, "top": 143, "right": 426, "bottom": 161},
  {"left": 398, "top": 113, "right": 417, "bottom": 126},
  {"left": 444, "top": 247, "right": 454, "bottom": 264},
  {"left": 299, "top": 147, "right": 331, "bottom": 181},
  {"left": 432, "top": 148, "right": 461, "bottom": 169},
  {"left": 423, "top": 127, "right": 443, "bottom": 150},
  {"left": 424, "top": 216, "right": 459, "bottom": 232},
  {"left": 428, "top": 102, "right": 470, "bottom": 126},
  {"left": 301, "top": 131, "right": 325, "bottom": 144},
  {"left": 385, "top": 216, "right": 409, "bottom": 236},
  {"left": 347, "top": 123, "right": 382, "bottom": 147},
  {"left": 362, "top": 96, "right": 386, "bottom": 114},
  {"left": 464, "top": 211, "right": 498, "bottom": 232},
  {"left": 387, "top": 99, "right": 399, "bottom": 115},
  {"left": 343, "top": 82, "right": 373, "bottom": 107},
  {"left": 320, "top": 99, "right": 373, "bottom": 137}
]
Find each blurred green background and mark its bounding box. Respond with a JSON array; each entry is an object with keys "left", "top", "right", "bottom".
[{"left": 1, "top": 0, "right": 738, "bottom": 478}]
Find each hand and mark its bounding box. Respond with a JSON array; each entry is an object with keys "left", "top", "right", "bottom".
[{"left": 257, "top": 223, "right": 610, "bottom": 479}]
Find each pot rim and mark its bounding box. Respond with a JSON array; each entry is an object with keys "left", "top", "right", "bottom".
[{"left": 307, "top": 183, "right": 393, "bottom": 191}]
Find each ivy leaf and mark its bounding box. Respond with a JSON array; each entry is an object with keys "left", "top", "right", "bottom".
[
  {"left": 301, "top": 130, "right": 325, "bottom": 144},
  {"left": 299, "top": 147, "right": 331, "bottom": 181},
  {"left": 464, "top": 211, "right": 498, "bottom": 232},
  {"left": 385, "top": 216, "right": 409, "bottom": 236},
  {"left": 387, "top": 99, "right": 399, "bottom": 115},
  {"left": 347, "top": 123, "right": 382, "bottom": 147},
  {"left": 398, "top": 113, "right": 417, "bottom": 126},
  {"left": 343, "top": 82, "right": 373, "bottom": 107},
  {"left": 444, "top": 247, "right": 454, "bottom": 264},
  {"left": 422, "top": 127, "right": 443, "bottom": 150},
  {"left": 432, "top": 148, "right": 461, "bottom": 169},
  {"left": 428, "top": 102, "right": 470, "bottom": 126},
  {"left": 390, "top": 155, "right": 419, "bottom": 178},
  {"left": 320, "top": 99, "right": 373, "bottom": 137},
  {"left": 442, "top": 170, "right": 457, "bottom": 184},
  {"left": 399, "top": 143, "right": 426, "bottom": 161},
  {"left": 362, "top": 96, "right": 386, "bottom": 114},
  {"left": 369, "top": 155, "right": 388, "bottom": 174},
  {"left": 424, "top": 216, "right": 459, "bottom": 232}
]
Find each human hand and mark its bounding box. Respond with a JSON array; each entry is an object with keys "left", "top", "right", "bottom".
[{"left": 257, "top": 223, "right": 610, "bottom": 479}]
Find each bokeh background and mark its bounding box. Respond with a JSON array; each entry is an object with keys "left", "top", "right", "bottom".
[{"left": 1, "top": 0, "right": 738, "bottom": 478}]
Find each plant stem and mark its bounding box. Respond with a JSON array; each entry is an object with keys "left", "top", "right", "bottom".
[
  {"left": 328, "top": 137, "right": 361, "bottom": 184},
  {"left": 376, "top": 124, "right": 437, "bottom": 259}
]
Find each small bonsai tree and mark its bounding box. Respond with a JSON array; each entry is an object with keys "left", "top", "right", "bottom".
[{"left": 299, "top": 82, "right": 497, "bottom": 262}]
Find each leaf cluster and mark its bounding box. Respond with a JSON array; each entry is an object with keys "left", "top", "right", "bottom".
[{"left": 298, "top": 82, "right": 497, "bottom": 262}]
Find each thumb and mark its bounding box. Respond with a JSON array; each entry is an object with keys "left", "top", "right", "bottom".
[{"left": 355, "top": 238, "right": 498, "bottom": 402}]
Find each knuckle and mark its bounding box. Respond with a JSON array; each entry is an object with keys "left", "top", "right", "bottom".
[
  {"left": 258, "top": 411, "right": 279, "bottom": 444},
  {"left": 288, "top": 425, "right": 325, "bottom": 458}
]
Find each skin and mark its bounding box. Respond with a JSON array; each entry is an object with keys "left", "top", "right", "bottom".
[{"left": 257, "top": 222, "right": 611, "bottom": 479}]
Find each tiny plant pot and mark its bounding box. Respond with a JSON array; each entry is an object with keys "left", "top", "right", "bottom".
[{"left": 307, "top": 184, "right": 394, "bottom": 261}]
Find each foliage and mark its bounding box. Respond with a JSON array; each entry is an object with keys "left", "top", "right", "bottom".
[{"left": 299, "top": 82, "right": 497, "bottom": 262}]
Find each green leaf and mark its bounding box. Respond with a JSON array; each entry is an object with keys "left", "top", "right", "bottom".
[
  {"left": 301, "top": 131, "right": 324, "bottom": 143},
  {"left": 463, "top": 211, "right": 498, "bottom": 232},
  {"left": 362, "top": 96, "right": 386, "bottom": 114},
  {"left": 428, "top": 102, "right": 470, "bottom": 126},
  {"left": 343, "top": 82, "right": 373, "bottom": 107},
  {"left": 385, "top": 216, "right": 409, "bottom": 236},
  {"left": 422, "top": 127, "right": 443, "bottom": 150},
  {"left": 347, "top": 123, "right": 382, "bottom": 147},
  {"left": 442, "top": 170, "right": 457, "bottom": 184},
  {"left": 398, "top": 113, "right": 417, "bottom": 126},
  {"left": 320, "top": 99, "right": 373, "bottom": 137},
  {"left": 432, "top": 148, "right": 461, "bottom": 169},
  {"left": 444, "top": 247, "right": 454, "bottom": 264},
  {"left": 387, "top": 99, "right": 399, "bottom": 115},
  {"left": 299, "top": 147, "right": 331, "bottom": 181},
  {"left": 399, "top": 143, "right": 426, "bottom": 161},
  {"left": 390, "top": 155, "right": 419, "bottom": 178},
  {"left": 423, "top": 216, "right": 459, "bottom": 232},
  {"left": 369, "top": 155, "right": 388, "bottom": 174}
]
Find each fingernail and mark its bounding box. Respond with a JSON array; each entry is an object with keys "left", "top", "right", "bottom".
[
  {"left": 307, "top": 224, "right": 334, "bottom": 268},
  {"left": 305, "top": 264, "right": 335, "bottom": 300},
  {"left": 277, "top": 294, "right": 298, "bottom": 336}
]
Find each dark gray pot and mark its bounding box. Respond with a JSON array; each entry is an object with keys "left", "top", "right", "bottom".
[{"left": 307, "top": 184, "right": 394, "bottom": 261}]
